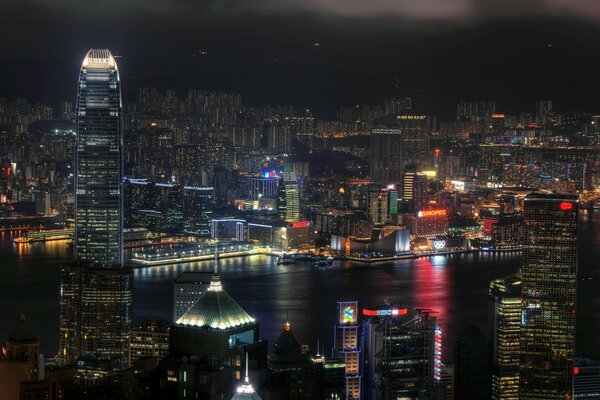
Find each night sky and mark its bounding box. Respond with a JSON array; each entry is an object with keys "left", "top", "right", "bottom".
[{"left": 3, "top": 0, "right": 600, "bottom": 117}]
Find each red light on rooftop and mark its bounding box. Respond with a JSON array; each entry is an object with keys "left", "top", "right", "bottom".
[
  {"left": 574, "top": 366, "right": 580, "bottom": 375},
  {"left": 290, "top": 221, "right": 309, "bottom": 228},
  {"left": 559, "top": 202, "right": 574, "bottom": 211}
]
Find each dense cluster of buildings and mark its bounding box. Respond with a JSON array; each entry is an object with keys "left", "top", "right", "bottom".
[{"left": 1, "top": 48, "right": 599, "bottom": 399}]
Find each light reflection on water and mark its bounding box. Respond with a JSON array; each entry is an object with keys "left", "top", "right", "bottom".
[{"left": 0, "top": 214, "right": 599, "bottom": 363}]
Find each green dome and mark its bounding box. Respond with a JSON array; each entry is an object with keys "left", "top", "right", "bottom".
[{"left": 176, "top": 275, "right": 255, "bottom": 330}]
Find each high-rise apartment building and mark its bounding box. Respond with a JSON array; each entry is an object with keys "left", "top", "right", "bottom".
[
  {"left": 59, "top": 49, "right": 132, "bottom": 369},
  {"left": 520, "top": 193, "right": 578, "bottom": 399}
]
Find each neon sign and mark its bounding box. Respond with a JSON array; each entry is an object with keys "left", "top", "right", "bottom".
[
  {"left": 290, "top": 221, "right": 310, "bottom": 228},
  {"left": 433, "top": 240, "right": 446, "bottom": 250},
  {"left": 338, "top": 301, "right": 358, "bottom": 325},
  {"left": 343, "top": 306, "right": 354, "bottom": 323},
  {"left": 262, "top": 170, "right": 277, "bottom": 178},
  {"left": 362, "top": 307, "right": 408, "bottom": 317},
  {"left": 560, "top": 202, "right": 574, "bottom": 211},
  {"left": 418, "top": 209, "right": 447, "bottom": 218}
]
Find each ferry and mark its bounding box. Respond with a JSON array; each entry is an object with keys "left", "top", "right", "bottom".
[{"left": 13, "top": 228, "right": 74, "bottom": 244}]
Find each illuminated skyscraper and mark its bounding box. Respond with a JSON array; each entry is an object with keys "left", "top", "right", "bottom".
[
  {"left": 488, "top": 275, "right": 521, "bottom": 400},
  {"left": 369, "top": 114, "right": 430, "bottom": 184},
  {"left": 278, "top": 172, "right": 300, "bottom": 222},
  {"left": 334, "top": 301, "right": 361, "bottom": 400},
  {"left": 74, "top": 48, "right": 123, "bottom": 267},
  {"left": 59, "top": 49, "right": 132, "bottom": 368},
  {"left": 361, "top": 305, "right": 441, "bottom": 400},
  {"left": 520, "top": 193, "right": 578, "bottom": 399}
]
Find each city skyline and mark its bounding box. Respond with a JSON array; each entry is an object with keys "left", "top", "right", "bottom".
[{"left": 2, "top": 1, "right": 600, "bottom": 398}]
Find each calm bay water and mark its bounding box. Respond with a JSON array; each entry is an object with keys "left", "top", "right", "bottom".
[{"left": 1, "top": 210, "right": 599, "bottom": 363}]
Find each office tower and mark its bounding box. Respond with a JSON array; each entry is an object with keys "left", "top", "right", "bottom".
[
  {"left": 311, "top": 352, "right": 346, "bottom": 399},
  {"left": 489, "top": 275, "right": 521, "bottom": 400},
  {"left": 59, "top": 264, "right": 132, "bottom": 367},
  {"left": 172, "top": 271, "right": 213, "bottom": 322},
  {"left": 162, "top": 270, "right": 266, "bottom": 399},
  {"left": 74, "top": 48, "right": 123, "bottom": 267},
  {"left": 453, "top": 325, "right": 489, "bottom": 400},
  {"left": 361, "top": 305, "right": 441, "bottom": 400},
  {"left": 59, "top": 49, "right": 132, "bottom": 368},
  {"left": 368, "top": 190, "right": 389, "bottom": 225},
  {"left": 278, "top": 172, "right": 300, "bottom": 222},
  {"left": 269, "top": 321, "right": 312, "bottom": 399},
  {"left": 401, "top": 169, "right": 428, "bottom": 212},
  {"left": 334, "top": 301, "right": 361, "bottom": 400},
  {"left": 128, "top": 320, "right": 170, "bottom": 367},
  {"left": 370, "top": 114, "right": 430, "bottom": 184},
  {"left": 520, "top": 193, "right": 578, "bottom": 399}
]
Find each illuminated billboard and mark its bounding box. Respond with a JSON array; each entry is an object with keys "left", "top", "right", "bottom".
[
  {"left": 338, "top": 301, "right": 358, "bottom": 325},
  {"left": 362, "top": 307, "right": 408, "bottom": 317},
  {"left": 290, "top": 221, "right": 310, "bottom": 228},
  {"left": 418, "top": 209, "right": 448, "bottom": 218}
]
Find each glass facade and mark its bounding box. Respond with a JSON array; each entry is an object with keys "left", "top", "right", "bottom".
[
  {"left": 74, "top": 48, "right": 123, "bottom": 267},
  {"left": 59, "top": 49, "right": 132, "bottom": 369},
  {"left": 520, "top": 193, "right": 578, "bottom": 399},
  {"left": 489, "top": 275, "right": 521, "bottom": 400}
]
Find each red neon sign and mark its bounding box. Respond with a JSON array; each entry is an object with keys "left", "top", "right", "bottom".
[
  {"left": 574, "top": 366, "right": 580, "bottom": 376},
  {"left": 419, "top": 209, "right": 447, "bottom": 218},
  {"left": 290, "top": 221, "right": 309, "bottom": 228},
  {"left": 559, "top": 202, "right": 574, "bottom": 211}
]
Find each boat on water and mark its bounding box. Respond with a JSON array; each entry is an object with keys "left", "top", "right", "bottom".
[
  {"left": 312, "top": 256, "right": 333, "bottom": 267},
  {"left": 12, "top": 228, "right": 74, "bottom": 244},
  {"left": 277, "top": 253, "right": 296, "bottom": 265}
]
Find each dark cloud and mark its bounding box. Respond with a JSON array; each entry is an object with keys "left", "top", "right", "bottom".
[{"left": 20, "top": 0, "right": 600, "bottom": 21}]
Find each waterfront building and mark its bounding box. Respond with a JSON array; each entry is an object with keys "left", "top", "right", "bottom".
[
  {"left": 408, "top": 208, "right": 449, "bottom": 238},
  {"left": 211, "top": 218, "right": 247, "bottom": 241},
  {"left": 488, "top": 275, "right": 521, "bottom": 400},
  {"left": 361, "top": 305, "right": 441, "bottom": 400},
  {"left": 128, "top": 320, "right": 170, "bottom": 367},
  {"left": 520, "top": 193, "right": 578, "bottom": 399},
  {"left": 172, "top": 271, "right": 213, "bottom": 322},
  {"left": 333, "top": 301, "right": 361, "bottom": 400}
]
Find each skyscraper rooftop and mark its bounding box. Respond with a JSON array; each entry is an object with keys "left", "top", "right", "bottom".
[
  {"left": 175, "top": 274, "right": 255, "bottom": 330},
  {"left": 82, "top": 48, "right": 118, "bottom": 69}
]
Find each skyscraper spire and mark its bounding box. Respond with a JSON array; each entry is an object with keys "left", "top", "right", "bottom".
[{"left": 231, "top": 351, "right": 262, "bottom": 399}]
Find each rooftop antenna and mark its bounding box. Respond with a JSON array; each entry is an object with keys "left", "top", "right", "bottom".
[
  {"left": 214, "top": 244, "right": 219, "bottom": 275},
  {"left": 244, "top": 351, "right": 249, "bottom": 384}
]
